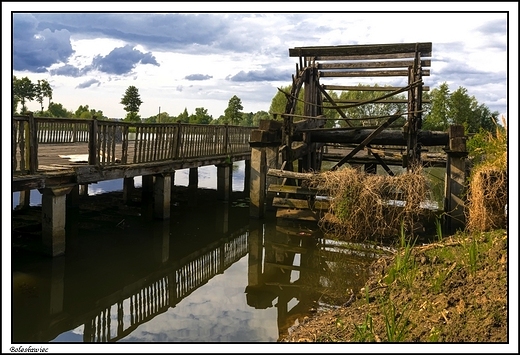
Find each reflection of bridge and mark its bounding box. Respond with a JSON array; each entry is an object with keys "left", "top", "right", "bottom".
[
  {"left": 83, "top": 230, "right": 249, "bottom": 342},
  {"left": 13, "top": 220, "right": 249, "bottom": 343},
  {"left": 12, "top": 115, "right": 254, "bottom": 256}
]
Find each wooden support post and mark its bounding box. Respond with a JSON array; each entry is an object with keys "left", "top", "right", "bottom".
[
  {"left": 265, "top": 146, "right": 280, "bottom": 210},
  {"left": 215, "top": 201, "right": 229, "bottom": 234},
  {"left": 250, "top": 147, "right": 266, "bottom": 218},
  {"left": 141, "top": 175, "right": 154, "bottom": 220},
  {"left": 79, "top": 184, "right": 89, "bottom": 196},
  {"left": 123, "top": 177, "right": 135, "bottom": 203},
  {"left": 170, "top": 170, "right": 176, "bottom": 201},
  {"left": 188, "top": 167, "right": 198, "bottom": 189},
  {"left": 39, "top": 185, "right": 74, "bottom": 257},
  {"left": 15, "top": 190, "right": 31, "bottom": 210},
  {"left": 28, "top": 113, "right": 39, "bottom": 174},
  {"left": 88, "top": 117, "right": 99, "bottom": 166},
  {"left": 154, "top": 173, "right": 171, "bottom": 219},
  {"left": 244, "top": 159, "right": 251, "bottom": 193},
  {"left": 444, "top": 125, "right": 468, "bottom": 232},
  {"left": 66, "top": 184, "right": 80, "bottom": 208},
  {"left": 217, "top": 163, "right": 232, "bottom": 201}
]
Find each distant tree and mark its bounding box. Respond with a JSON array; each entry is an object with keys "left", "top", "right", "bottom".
[
  {"left": 224, "top": 95, "right": 243, "bottom": 125},
  {"left": 47, "top": 102, "right": 73, "bottom": 118},
  {"left": 13, "top": 94, "right": 19, "bottom": 115},
  {"left": 189, "top": 107, "right": 213, "bottom": 124},
  {"left": 269, "top": 85, "right": 304, "bottom": 119},
  {"left": 73, "top": 105, "right": 106, "bottom": 119},
  {"left": 13, "top": 76, "right": 35, "bottom": 113},
  {"left": 252, "top": 110, "right": 270, "bottom": 126},
  {"left": 336, "top": 84, "right": 407, "bottom": 127},
  {"left": 240, "top": 112, "right": 254, "bottom": 126},
  {"left": 34, "top": 79, "right": 53, "bottom": 113},
  {"left": 120, "top": 85, "right": 143, "bottom": 122},
  {"left": 422, "top": 82, "right": 498, "bottom": 133},
  {"left": 177, "top": 108, "right": 190, "bottom": 123}
]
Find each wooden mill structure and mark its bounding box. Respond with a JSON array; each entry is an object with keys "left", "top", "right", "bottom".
[{"left": 249, "top": 42, "right": 467, "bottom": 229}]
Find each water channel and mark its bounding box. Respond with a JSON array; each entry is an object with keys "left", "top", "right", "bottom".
[{"left": 10, "top": 161, "right": 388, "bottom": 349}]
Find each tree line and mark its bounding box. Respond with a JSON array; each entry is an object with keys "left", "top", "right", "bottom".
[{"left": 12, "top": 75, "right": 499, "bottom": 134}]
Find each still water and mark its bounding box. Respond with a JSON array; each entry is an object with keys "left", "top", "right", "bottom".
[{"left": 10, "top": 161, "right": 380, "bottom": 347}]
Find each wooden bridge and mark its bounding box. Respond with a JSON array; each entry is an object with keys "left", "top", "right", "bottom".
[{"left": 12, "top": 115, "right": 254, "bottom": 256}]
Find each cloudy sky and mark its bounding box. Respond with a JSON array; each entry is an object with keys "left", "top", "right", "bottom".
[{"left": 4, "top": 3, "right": 517, "bottom": 122}]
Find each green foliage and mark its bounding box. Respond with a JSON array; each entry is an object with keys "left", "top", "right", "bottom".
[
  {"left": 189, "top": 107, "right": 213, "bottom": 124},
  {"left": 335, "top": 84, "right": 407, "bottom": 127},
  {"left": 252, "top": 110, "right": 270, "bottom": 126},
  {"left": 74, "top": 104, "right": 106, "bottom": 119},
  {"left": 13, "top": 76, "right": 36, "bottom": 113},
  {"left": 269, "top": 84, "right": 304, "bottom": 118},
  {"left": 466, "top": 122, "right": 507, "bottom": 170},
  {"left": 34, "top": 79, "right": 53, "bottom": 113},
  {"left": 385, "top": 223, "right": 417, "bottom": 288},
  {"left": 124, "top": 112, "right": 141, "bottom": 122},
  {"left": 422, "top": 82, "right": 499, "bottom": 133},
  {"left": 382, "top": 300, "right": 409, "bottom": 342},
  {"left": 47, "top": 102, "right": 73, "bottom": 118},
  {"left": 353, "top": 314, "right": 375, "bottom": 342},
  {"left": 120, "top": 85, "right": 143, "bottom": 114},
  {"left": 224, "top": 95, "right": 244, "bottom": 125}
]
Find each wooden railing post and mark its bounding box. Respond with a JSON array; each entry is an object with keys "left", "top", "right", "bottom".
[
  {"left": 174, "top": 121, "right": 182, "bottom": 159},
  {"left": 224, "top": 124, "right": 229, "bottom": 155},
  {"left": 88, "top": 117, "right": 99, "bottom": 165},
  {"left": 28, "top": 112, "right": 38, "bottom": 174}
]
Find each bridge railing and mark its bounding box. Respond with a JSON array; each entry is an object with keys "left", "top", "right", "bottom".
[{"left": 12, "top": 114, "right": 254, "bottom": 174}]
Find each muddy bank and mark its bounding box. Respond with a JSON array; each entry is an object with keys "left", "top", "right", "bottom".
[{"left": 280, "top": 229, "right": 508, "bottom": 343}]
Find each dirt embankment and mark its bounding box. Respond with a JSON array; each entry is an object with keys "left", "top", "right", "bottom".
[{"left": 280, "top": 229, "right": 508, "bottom": 343}]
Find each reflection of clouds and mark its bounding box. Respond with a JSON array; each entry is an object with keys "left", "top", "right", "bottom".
[
  {"left": 88, "top": 180, "right": 123, "bottom": 195},
  {"left": 120, "top": 256, "right": 279, "bottom": 342}
]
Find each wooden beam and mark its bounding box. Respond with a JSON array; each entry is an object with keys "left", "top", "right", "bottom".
[
  {"left": 318, "top": 59, "right": 431, "bottom": 70},
  {"left": 289, "top": 42, "right": 432, "bottom": 57},
  {"left": 331, "top": 113, "right": 402, "bottom": 170},
  {"left": 323, "top": 85, "right": 430, "bottom": 91},
  {"left": 320, "top": 69, "right": 430, "bottom": 77},
  {"left": 268, "top": 184, "right": 321, "bottom": 196}
]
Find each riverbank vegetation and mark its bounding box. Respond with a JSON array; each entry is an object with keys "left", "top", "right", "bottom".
[{"left": 281, "top": 118, "right": 509, "bottom": 343}]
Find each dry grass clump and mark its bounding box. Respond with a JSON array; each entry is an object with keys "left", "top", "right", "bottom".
[
  {"left": 308, "top": 167, "right": 429, "bottom": 240},
  {"left": 466, "top": 166, "right": 507, "bottom": 232},
  {"left": 466, "top": 116, "right": 508, "bottom": 233}
]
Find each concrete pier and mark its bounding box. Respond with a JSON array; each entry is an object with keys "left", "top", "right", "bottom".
[{"left": 39, "top": 185, "right": 74, "bottom": 257}]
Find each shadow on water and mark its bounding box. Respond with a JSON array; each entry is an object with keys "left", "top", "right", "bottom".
[{"left": 12, "top": 186, "right": 386, "bottom": 343}]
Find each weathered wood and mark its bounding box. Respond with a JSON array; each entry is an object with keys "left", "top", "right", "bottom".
[
  {"left": 268, "top": 184, "right": 321, "bottom": 196},
  {"left": 267, "top": 168, "right": 315, "bottom": 180},
  {"left": 318, "top": 59, "right": 431, "bottom": 70},
  {"left": 272, "top": 197, "right": 329, "bottom": 211},
  {"left": 315, "top": 52, "right": 431, "bottom": 61},
  {"left": 331, "top": 114, "right": 402, "bottom": 170},
  {"left": 323, "top": 84, "right": 430, "bottom": 91},
  {"left": 276, "top": 208, "right": 320, "bottom": 222},
  {"left": 320, "top": 69, "right": 430, "bottom": 77},
  {"left": 308, "top": 128, "right": 448, "bottom": 146},
  {"left": 289, "top": 42, "right": 432, "bottom": 57}
]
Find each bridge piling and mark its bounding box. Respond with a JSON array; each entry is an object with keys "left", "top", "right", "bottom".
[
  {"left": 154, "top": 173, "right": 172, "bottom": 219},
  {"left": 38, "top": 185, "right": 74, "bottom": 257},
  {"left": 216, "top": 163, "right": 232, "bottom": 201}
]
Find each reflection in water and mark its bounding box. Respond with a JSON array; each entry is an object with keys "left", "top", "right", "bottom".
[{"left": 11, "top": 161, "right": 384, "bottom": 343}]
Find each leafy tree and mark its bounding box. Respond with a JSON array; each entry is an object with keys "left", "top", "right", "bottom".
[
  {"left": 422, "top": 82, "right": 498, "bottom": 133},
  {"left": 177, "top": 108, "right": 190, "bottom": 123},
  {"left": 269, "top": 85, "right": 304, "bottom": 119},
  {"left": 240, "top": 112, "right": 254, "bottom": 126},
  {"left": 74, "top": 105, "right": 106, "bottom": 119},
  {"left": 34, "top": 79, "right": 53, "bottom": 113},
  {"left": 189, "top": 107, "right": 213, "bottom": 124},
  {"left": 13, "top": 76, "right": 35, "bottom": 113},
  {"left": 252, "top": 110, "right": 270, "bottom": 126},
  {"left": 335, "top": 84, "right": 407, "bottom": 127},
  {"left": 120, "top": 85, "right": 143, "bottom": 122},
  {"left": 224, "top": 95, "right": 243, "bottom": 125},
  {"left": 47, "top": 102, "right": 73, "bottom": 118}
]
